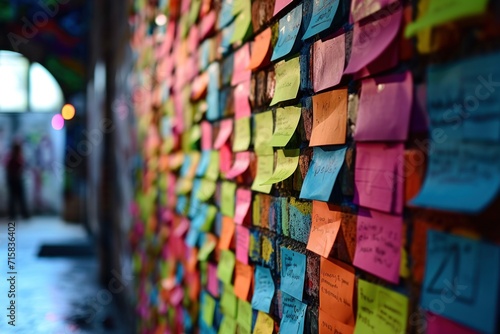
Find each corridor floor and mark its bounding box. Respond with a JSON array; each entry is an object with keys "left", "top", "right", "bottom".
[{"left": 0, "top": 217, "right": 131, "bottom": 334}]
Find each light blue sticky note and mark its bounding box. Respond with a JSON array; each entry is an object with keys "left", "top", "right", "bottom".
[
  {"left": 251, "top": 266, "right": 275, "bottom": 312},
  {"left": 180, "top": 154, "right": 192, "bottom": 177},
  {"left": 176, "top": 195, "right": 188, "bottom": 215},
  {"left": 299, "top": 146, "right": 346, "bottom": 201},
  {"left": 421, "top": 230, "right": 500, "bottom": 334},
  {"left": 220, "top": 21, "right": 236, "bottom": 55},
  {"left": 302, "top": 0, "right": 340, "bottom": 40},
  {"left": 280, "top": 247, "right": 306, "bottom": 301},
  {"left": 199, "top": 40, "right": 211, "bottom": 71},
  {"left": 189, "top": 180, "right": 202, "bottom": 218},
  {"left": 185, "top": 226, "right": 199, "bottom": 247},
  {"left": 280, "top": 292, "right": 307, "bottom": 333},
  {"left": 271, "top": 4, "right": 303, "bottom": 61},
  {"left": 207, "top": 63, "right": 220, "bottom": 121},
  {"left": 196, "top": 151, "right": 211, "bottom": 177},
  {"left": 218, "top": 0, "right": 235, "bottom": 29}
]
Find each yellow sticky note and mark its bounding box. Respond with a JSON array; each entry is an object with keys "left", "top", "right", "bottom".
[
  {"left": 405, "top": 0, "right": 488, "bottom": 37},
  {"left": 218, "top": 250, "right": 236, "bottom": 285},
  {"left": 270, "top": 56, "right": 301, "bottom": 106},
  {"left": 261, "top": 149, "right": 299, "bottom": 185},
  {"left": 400, "top": 247, "right": 410, "bottom": 278},
  {"left": 236, "top": 299, "right": 252, "bottom": 332},
  {"left": 269, "top": 106, "right": 302, "bottom": 147},
  {"left": 253, "top": 312, "right": 274, "bottom": 334},
  {"left": 221, "top": 181, "right": 237, "bottom": 217},
  {"left": 233, "top": 117, "right": 251, "bottom": 152},
  {"left": 253, "top": 111, "right": 274, "bottom": 156},
  {"left": 355, "top": 279, "right": 408, "bottom": 334},
  {"left": 251, "top": 155, "right": 274, "bottom": 193}
]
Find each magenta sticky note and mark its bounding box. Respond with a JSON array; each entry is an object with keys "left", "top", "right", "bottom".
[
  {"left": 225, "top": 152, "right": 251, "bottom": 180},
  {"left": 201, "top": 121, "right": 213, "bottom": 150},
  {"left": 354, "top": 71, "right": 413, "bottom": 141},
  {"left": 344, "top": 4, "right": 402, "bottom": 75},
  {"left": 234, "top": 80, "right": 252, "bottom": 119},
  {"left": 232, "top": 44, "right": 251, "bottom": 86},
  {"left": 236, "top": 225, "right": 250, "bottom": 264},
  {"left": 353, "top": 208, "right": 402, "bottom": 283},
  {"left": 219, "top": 143, "right": 233, "bottom": 174},
  {"left": 207, "top": 263, "right": 220, "bottom": 297},
  {"left": 426, "top": 313, "right": 478, "bottom": 334},
  {"left": 214, "top": 119, "right": 233, "bottom": 149},
  {"left": 234, "top": 188, "right": 252, "bottom": 225},
  {"left": 350, "top": 0, "right": 399, "bottom": 22},
  {"left": 312, "top": 33, "right": 345, "bottom": 93},
  {"left": 354, "top": 142, "right": 404, "bottom": 214},
  {"left": 273, "top": 0, "right": 293, "bottom": 16},
  {"left": 353, "top": 34, "right": 399, "bottom": 79}
]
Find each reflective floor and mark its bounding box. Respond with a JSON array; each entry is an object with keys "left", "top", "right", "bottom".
[{"left": 0, "top": 217, "right": 130, "bottom": 334}]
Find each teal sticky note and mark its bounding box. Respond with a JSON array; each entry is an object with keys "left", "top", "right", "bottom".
[
  {"left": 302, "top": 0, "right": 340, "bottom": 40},
  {"left": 271, "top": 4, "right": 303, "bottom": 61},
  {"left": 280, "top": 247, "right": 306, "bottom": 301},
  {"left": 251, "top": 266, "right": 275, "bottom": 313},
  {"left": 299, "top": 146, "right": 347, "bottom": 201},
  {"left": 421, "top": 230, "right": 500, "bottom": 334},
  {"left": 280, "top": 292, "right": 307, "bottom": 333}
]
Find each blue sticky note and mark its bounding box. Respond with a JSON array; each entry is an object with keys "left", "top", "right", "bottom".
[
  {"left": 421, "top": 230, "right": 500, "bottom": 334},
  {"left": 299, "top": 146, "right": 347, "bottom": 201},
  {"left": 302, "top": 0, "right": 340, "bottom": 40},
  {"left": 185, "top": 226, "right": 199, "bottom": 247},
  {"left": 220, "top": 21, "right": 236, "bottom": 56},
  {"left": 196, "top": 151, "right": 211, "bottom": 177},
  {"left": 280, "top": 292, "right": 307, "bottom": 333},
  {"left": 218, "top": 0, "right": 235, "bottom": 29},
  {"left": 189, "top": 181, "right": 202, "bottom": 218},
  {"left": 280, "top": 247, "right": 306, "bottom": 301},
  {"left": 251, "top": 266, "right": 275, "bottom": 312},
  {"left": 207, "top": 63, "right": 220, "bottom": 121},
  {"left": 176, "top": 195, "right": 188, "bottom": 215},
  {"left": 180, "top": 154, "right": 192, "bottom": 177},
  {"left": 271, "top": 4, "right": 303, "bottom": 61},
  {"left": 199, "top": 40, "right": 211, "bottom": 70}
]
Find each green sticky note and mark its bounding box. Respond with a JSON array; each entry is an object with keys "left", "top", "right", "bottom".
[
  {"left": 233, "top": 117, "right": 251, "bottom": 152},
  {"left": 355, "top": 279, "right": 408, "bottom": 334},
  {"left": 270, "top": 56, "right": 301, "bottom": 106},
  {"left": 269, "top": 106, "right": 301, "bottom": 147},
  {"left": 221, "top": 284, "right": 238, "bottom": 318},
  {"left": 253, "top": 111, "right": 274, "bottom": 156},
  {"left": 261, "top": 149, "right": 299, "bottom": 185},
  {"left": 230, "top": 0, "right": 252, "bottom": 43},
  {"left": 201, "top": 205, "right": 218, "bottom": 232},
  {"left": 198, "top": 236, "right": 216, "bottom": 261},
  {"left": 236, "top": 299, "right": 252, "bottom": 332},
  {"left": 221, "top": 181, "right": 237, "bottom": 217},
  {"left": 190, "top": 124, "right": 201, "bottom": 146},
  {"left": 202, "top": 292, "right": 216, "bottom": 327},
  {"left": 405, "top": 0, "right": 488, "bottom": 37},
  {"left": 217, "top": 250, "right": 236, "bottom": 284},
  {"left": 219, "top": 316, "right": 237, "bottom": 334},
  {"left": 176, "top": 177, "right": 193, "bottom": 195},
  {"left": 237, "top": 325, "right": 251, "bottom": 334},
  {"left": 251, "top": 155, "right": 274, "bottom": 194},
  {"left": 189, "top": 0, "right": 202, "bottom": 24},
  {"left": 206, "top": 151, "right": 220, "bottom": 181},
  {"left": 198, "top": 178, "right": 217, "bottom": 202}
]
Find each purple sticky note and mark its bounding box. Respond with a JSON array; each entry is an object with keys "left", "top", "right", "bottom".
[
  {"left": 344, "top": 4, "right": 402, "bottom": 75},
  {"left": 354, "top": 142, "right": 404, "bottom": 214},
  {"left": 353, "top": 208, "right": 402, "bottom": 283},
  {"left": 410, "top": 84, "right": 429, "bottom": 133},
  {"left": 355, "top": 71, "right": 413, "bottom": 141}
]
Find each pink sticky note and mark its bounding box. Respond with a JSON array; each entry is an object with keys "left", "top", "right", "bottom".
[
  {"left": 188, "top": 25, "right": 199, "bottom": 53},
  {"left": 170, "top": 286, "right": 184, "bottom": 306},
  {"left": 207, "top": 263, "right": 220, "bottom": 297},
  {"left": 354, "top": 143, "right": 404, "bottom": 214},
  {"left": 201, "top": 121, "right": 213, "bottom": 150},
  {"left": 219, "top": 143, "right": 233, "bottom": 174},
  {"left": 236, "top": 225, "right": 250, "bottom": 264},
  {"left": 174, "top": 217, "right": 190, "bottom": 237},
  {"left": 273, "top": 0, "right": 293, "bottom": 16},
  {"left": 426, "top": 313, "right": 478, "bottom": 334},
  {"left": 344, "top": 4, "right": 402, "bottom": 75},
  {"left": 234, "top": 81, "right": 252, "bottom": 119},
  {"left": 173, "top": 94, "right": 185, "bottom": 133},
  {"left": 312, "top": 33, "right": 345, "bottom": 93},
  {"left": 350, "top": 0, "right": 399, "bottom": 23},
  {"left": 200, "top": 10, "right": 216, "bottom": 40},
  {"left": 225, "top": 152, "right": 251, "bottom": 180},
  {"left": 354, "top": 71, "right": 413, "bottom": 141},
  {"left": 232, "top": 44, "right": 251, "bottom": 86},
  {"left": 234, "top": 188, "right": 252, "bottom": 225},
  {"left": 353, "top": 208, "right": 402, "bottom": 283},
  {"left": 354, "top": 35, "right": 399, "bottom": 79},
  {"left": 156, "top": 21, "right": 176, "bottom": 59},
  {"left": 214, "top": 119, "right": 233, "bottom": 149}
]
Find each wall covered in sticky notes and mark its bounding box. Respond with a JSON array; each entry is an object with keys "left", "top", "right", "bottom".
[{"left": 128, "top": 0, "right": 500, "bottom": 333}]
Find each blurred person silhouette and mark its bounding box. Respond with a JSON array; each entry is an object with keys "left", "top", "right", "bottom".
[{"left": 6, "top": 141, "right": 29, "bottom": 219}]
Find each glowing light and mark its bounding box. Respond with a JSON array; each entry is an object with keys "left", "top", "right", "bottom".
[
  {"left": 155, "top": 14, "right": 167, "bottom": 26},
  {"left": 61, "top": 104, "right": 76, "bottom": 120},
  {"left": 52, "top": 114, "right": 64, "bottom": 130}
]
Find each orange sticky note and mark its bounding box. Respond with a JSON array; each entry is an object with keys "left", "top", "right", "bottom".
[
  {"left": 319, "top": 309, "right": 354, "bottom": 334},
  {"left": 310, "top": 89, "right": 347, "bottom": 146},
  {"left": 248, "top": 28, "right": 272, "bottom": 70},
  {"left": 306, "top": 201, "right": 341, "bottom": 258},
  {"left": 319, "top": 258, "right": 355, "bottom": 325},
  {"left": 219, "top": 216, "right": 236, "bottom": 250},
  {"left": 234, "top": 261, "right": 253, "bottom": 300}
]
